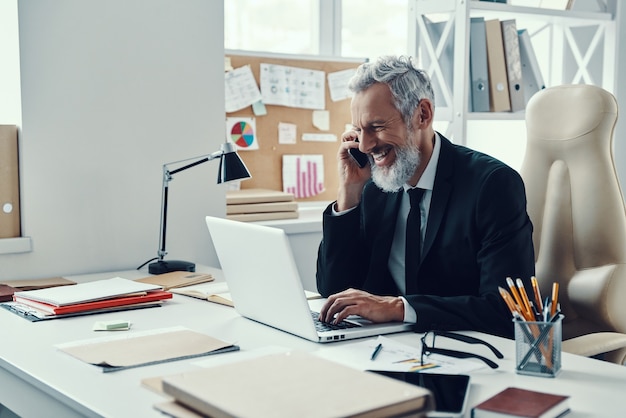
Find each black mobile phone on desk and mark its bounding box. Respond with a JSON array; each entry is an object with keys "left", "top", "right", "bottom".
[
  {"left": 366, "top": 371, "right": 471, "bottom": 418},
  {"left": 348, "top": 147, "right": 369, "bottom": 168}
]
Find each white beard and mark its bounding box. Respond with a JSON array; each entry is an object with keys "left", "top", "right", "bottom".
[{"left": 370, "top": 141, "right": 421, "bottom": 192}]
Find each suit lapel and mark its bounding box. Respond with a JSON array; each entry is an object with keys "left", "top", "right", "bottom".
[
  {"left": 370, "top": 190, "right": 402, "bottom": 270},
  {"left": 422, "top": 135, "right": 454, "bottom": 262}
]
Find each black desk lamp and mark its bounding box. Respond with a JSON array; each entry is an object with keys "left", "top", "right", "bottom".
[{"left": 138, "top": 141, "right": 251, "bottom": 275}]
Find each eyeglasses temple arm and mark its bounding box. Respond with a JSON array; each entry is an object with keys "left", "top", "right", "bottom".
[
  {"left": 434, "top": 331, "right": 504, "bottom": 359},
  {"left": 426, "top": 346, "right": 500, "bottom": 369}
]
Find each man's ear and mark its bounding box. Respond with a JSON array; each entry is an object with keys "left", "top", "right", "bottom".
[{"left": 414, "top": 99, "right": 433, "bottom": 127}]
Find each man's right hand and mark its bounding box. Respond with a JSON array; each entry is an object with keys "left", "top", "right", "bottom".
[{"left": 336, "top": 130, "right": 371, "bottom": 211}]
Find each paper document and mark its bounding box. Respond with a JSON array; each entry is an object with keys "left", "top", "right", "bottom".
[
  {"left": 57, "top": 326, "right": 239, "bottom": 372},
  {"left": 171, "top": 281, "right": 320, "bottom": 308},
  {"left": 315, "top": 335, "right": 488, "bottom": 374}
]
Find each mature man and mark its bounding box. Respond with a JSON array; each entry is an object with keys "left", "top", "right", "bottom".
[{"left": 316, "top": 55, "right": 535, "bottom": 338}]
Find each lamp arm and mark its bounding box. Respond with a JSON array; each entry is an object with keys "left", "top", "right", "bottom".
[
  {"left": 156, "top": 150, "right": 224, "bottom": 261},
  {"left": 168, "top": 150, "right": 223, "bottom": 176}
]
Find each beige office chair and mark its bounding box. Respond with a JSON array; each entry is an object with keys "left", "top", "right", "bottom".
[{"left": 520, "top": 84, "right": 626, "bottom": 364}]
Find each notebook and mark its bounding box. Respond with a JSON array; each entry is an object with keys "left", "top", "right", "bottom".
[{"left": 205, "top": 216, "right": 412, "bottom": 343}]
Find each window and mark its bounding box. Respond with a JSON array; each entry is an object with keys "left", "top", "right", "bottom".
[
  {"left": 224, "top": 0, "right": 409, "bottom": 60},
  {"left": 341, "top": 0, "right": 409, "bottom": 59},
  {"left": 225, "top": 0, "right": 320, "bottom": 55}
]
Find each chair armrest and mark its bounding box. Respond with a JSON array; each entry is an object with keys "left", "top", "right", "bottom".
[
  {"left": 562, "top": 332, "right": 626, "bottom": 365},
  {"left": 569, "top": 264, "right": 626, "bottom": 333}
]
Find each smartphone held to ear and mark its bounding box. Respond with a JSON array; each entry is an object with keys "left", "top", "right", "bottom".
[{"left": 348, "top": 147, "right": 369, "bottom": 168}]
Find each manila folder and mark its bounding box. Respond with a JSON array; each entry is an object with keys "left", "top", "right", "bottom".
[{"left": 161, "top": 351, "right": 434, "bottom": 418}]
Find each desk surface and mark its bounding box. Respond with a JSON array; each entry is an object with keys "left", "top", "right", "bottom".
[{"left": 1, "top": 266, "right": 625, "bottom": 418}]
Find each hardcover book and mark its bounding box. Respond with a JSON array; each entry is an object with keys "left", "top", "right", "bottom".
[
  {"left": 161, "top": 351, "right": 435, "bottom": 418},
  {"left": 471, "top": 387, "right": 570, "bottom": 418}
]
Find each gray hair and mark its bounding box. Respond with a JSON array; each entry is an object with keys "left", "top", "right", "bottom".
[{"left": 348, "top": 55, "right": 435, "bottom": 129}]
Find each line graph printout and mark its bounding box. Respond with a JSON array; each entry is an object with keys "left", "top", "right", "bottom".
[
  {"left": 282, "top": 155, "right": 325, "bottom": 199},
  {"left": 260, "top": 63, "right": 325, "bottom": 110}
]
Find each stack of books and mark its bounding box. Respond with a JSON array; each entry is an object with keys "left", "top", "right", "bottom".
[
  {"left": 7, "top": 277, "right": 172, "bottom": 320},
  {"left": 226, "top": 188, "right": 298, "bottom": 222}
]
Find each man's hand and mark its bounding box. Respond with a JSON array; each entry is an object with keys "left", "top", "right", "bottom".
[
  {"left": 318, "top": 288, "right": 405, "bottom": 324},
  {"left": 336, "top": 131, "right": 371, "bottom": 211}
]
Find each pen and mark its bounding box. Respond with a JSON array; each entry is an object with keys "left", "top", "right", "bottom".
[{"left": 371, "top": 343, "right": 383, "bottom": 361}]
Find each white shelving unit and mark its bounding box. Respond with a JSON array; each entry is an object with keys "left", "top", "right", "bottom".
[{"left": 408, "top": 0, "right": 618, "bottom": 144}]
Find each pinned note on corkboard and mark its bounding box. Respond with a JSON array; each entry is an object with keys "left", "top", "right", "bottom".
[{"left": 225, "top": 51, "right": 365, "bottom": 202}]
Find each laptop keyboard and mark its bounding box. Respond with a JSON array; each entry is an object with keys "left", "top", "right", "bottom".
[{"left": 311, "top": 311, "right": 360, "bottom": 332}]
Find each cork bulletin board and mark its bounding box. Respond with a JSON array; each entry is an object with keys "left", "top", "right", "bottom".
[{"left": 225, "top": 51, "right": 365, "bottom": 202}]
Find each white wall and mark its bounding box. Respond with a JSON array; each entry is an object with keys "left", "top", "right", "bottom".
[
  {"left": 0, "top": 0, "right": 20, "bottom": 124},
  {"left": 0, "top": 0, "right": 225, "bottom": 279}
]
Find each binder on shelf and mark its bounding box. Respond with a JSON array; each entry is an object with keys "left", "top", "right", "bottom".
[
  {"left": 518, "top": 28, "right": 546, "bottom": 106},
  {"left": 484, "top": 19, "right": 511, "bottom": 112},
  {"left": 469, "top": 17, "right": 490, "bottom": 112},
  {"left": 501, "top": 19, "right": 525, "bottom": 112},
  {"left": 0, "top": 125, "right": 21, "bottom": 238}
]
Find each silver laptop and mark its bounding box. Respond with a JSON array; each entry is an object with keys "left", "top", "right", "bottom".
[{"left": 205, "top": 215, "right": 412, "bottom": 343}]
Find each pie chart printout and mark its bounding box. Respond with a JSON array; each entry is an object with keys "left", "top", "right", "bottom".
[
  {"left": 226, "top": 117, "right": 259, "bottom": 150},
  {"left": 231, "top": 121, "right": 254, "bottom": 148}
]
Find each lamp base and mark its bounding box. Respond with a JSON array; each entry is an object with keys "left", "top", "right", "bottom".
[{"left": 148, "top": 260, "right": 196, "bottom": 275}]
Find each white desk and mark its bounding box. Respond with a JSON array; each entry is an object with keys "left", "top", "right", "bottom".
[{"left": 1, "top": 266, "right": 625, "bottom": 417}]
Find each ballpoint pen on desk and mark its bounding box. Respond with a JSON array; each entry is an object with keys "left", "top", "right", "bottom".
[{"left": 371, "top": 343, "right": 383, "bottom": 361}]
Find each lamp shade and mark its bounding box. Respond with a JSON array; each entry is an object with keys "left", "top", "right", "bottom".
[{"left": 218, "top": 143, "right": 251, "bottom": 183}]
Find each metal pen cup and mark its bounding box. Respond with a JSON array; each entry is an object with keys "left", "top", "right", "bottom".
[{"left": 514, "top": 314, "right": 563, "bottom": 377}]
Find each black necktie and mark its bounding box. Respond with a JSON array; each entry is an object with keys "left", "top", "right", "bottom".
[{"left": 405, "top": 187, "right": 425, "bottom": 294}]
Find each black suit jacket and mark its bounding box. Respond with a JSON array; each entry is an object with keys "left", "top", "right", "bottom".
[{"left": 316, "top": 135, "right": 535, "bottom": 338}]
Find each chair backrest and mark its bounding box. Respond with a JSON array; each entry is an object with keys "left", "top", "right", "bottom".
[{"left": 520, "top": 84, "right": 626, "bottom": 340}]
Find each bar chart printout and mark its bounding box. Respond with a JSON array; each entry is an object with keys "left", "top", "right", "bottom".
[{"left": 282, "top": 155, "right": 325, "bottom": 199}]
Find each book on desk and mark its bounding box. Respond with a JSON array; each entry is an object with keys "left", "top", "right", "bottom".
[
  {"left": 471, "top": 387, "right": 570, "bottom": 418},
  {"left": 155, "top": 351, "right": 435, "bottom": 418}
]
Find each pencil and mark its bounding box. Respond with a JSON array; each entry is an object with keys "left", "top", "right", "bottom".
[
  {"left": 530, "top": 276, "right": 543, "bottom": 315},
  {"left": 550, "top": 282, "right": 559, "bottom": 317},
  {"left": 516, "top": 278, "right": 534, "bottom": 319},
  {"left": 506, "top": 277, "right": 527, "bottom": 318},
  {"left": 498, "top": 286, "right": 518, "bottom": 317}
]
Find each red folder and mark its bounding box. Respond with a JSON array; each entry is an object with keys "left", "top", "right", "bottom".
[{"left": 12, "top": 290, "right": 172, "bottom": 315}]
